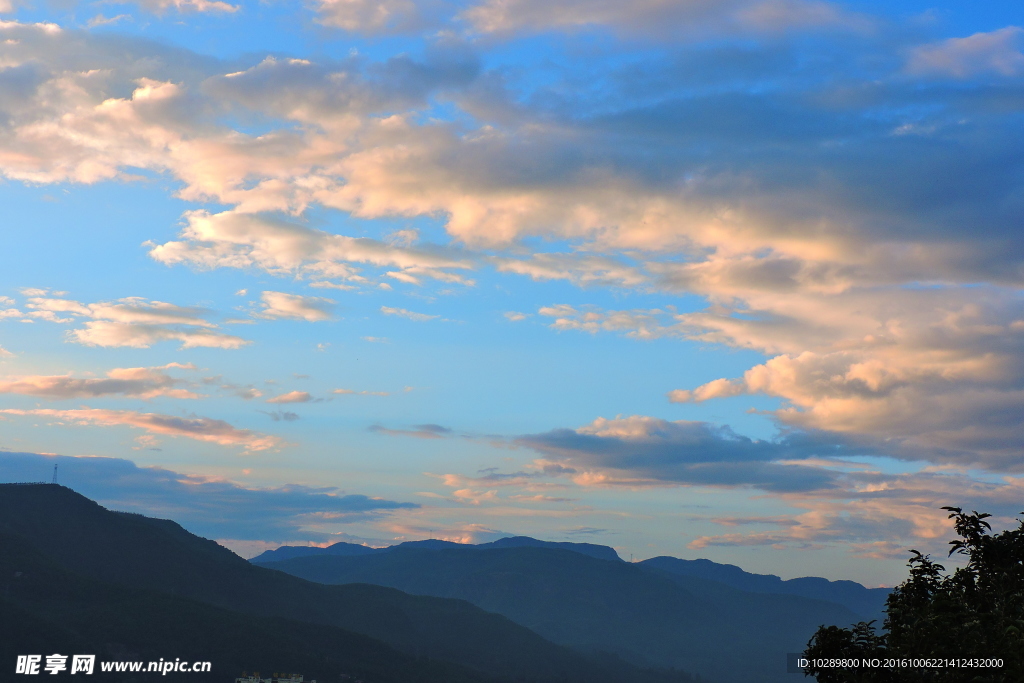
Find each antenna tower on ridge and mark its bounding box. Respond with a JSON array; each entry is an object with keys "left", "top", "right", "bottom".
[{"left": 51, "top": 463, "right": 58, "bottom": 484}]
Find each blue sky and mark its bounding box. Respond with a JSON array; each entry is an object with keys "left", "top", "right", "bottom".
[{"left": 0, "top": 0, "right": 1023, "bottom": 587}]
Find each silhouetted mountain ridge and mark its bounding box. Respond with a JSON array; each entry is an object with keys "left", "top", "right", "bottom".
[
  {"left": 0, "top": 484, "right": 698, "bottom": 683},
  {"left": 258, "top": 542, "right": 869, "bottom": 683},
  {"left": 639, "top": 556, "right": 889, "bottom": 621},
  {"left": 256, "top": 534, "right": 886, "bottom": 620},
  {"left": 253, "top": 535, "right": 621, "bottom": 564}
]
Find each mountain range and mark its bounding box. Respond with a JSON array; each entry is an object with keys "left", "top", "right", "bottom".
[
  {"left": 0, "top": 484, "right": 699, "bottom": 683},
  {"left": 1, "top": 483, "right": 887, "bottom": 683},
  {"left": 254, "top": 537, "right": 888, "bottom": 682},
  {"left": 252, "top": 538, "right": 887, "bottom": 620}
]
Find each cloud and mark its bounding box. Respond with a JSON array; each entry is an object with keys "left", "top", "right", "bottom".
[
  {"left": 0, "top": 451, "right": 418, "bottom": 542},
  {"left": 86, "top": 14, "right": 132, "bottom": 27},
  {"left": 380, "top": 305, "right": 439, "bottom": 321},
  {"left": 28, "top": 296, "right": 213, "bottom": 326},
  {"left": 256, "top": 291, "right": 336, "bottom": 322},
  {"left": 333, "top": 388, "right": 390, "bottom": 396},
  {"left": 0, "top": 408, "right": 281, "bottom": 451},
  {"left": 665, "top": 291, "right": 1024, "bottom": 470},
  {"left": 312, "top": 0, "right": 429, "bottom": 33},
  {"left": 72, "top": 322, "right": 249, "bottom": 349},
  {"left": 370, "top": 423, "right": 453, "bottom": 439},
  {"left": 517, "top": 415, "right": 849, "bottom": 492},
  {"left": 907, "top": 27, "right": 1024, "bottom": 78},
  {"left": 512, "top": 416, "right": 1024, "bottom": 555},
  {"left": 681, "top": 466, "right": 1024, "bottom": 555},
  {"left": 538, "top": 304, "right": 678, "bottom": 339},
  {"left": 205, "top": 376, "right": 264, "bottom": 400},
  {"left": 494, "top": 254, "right": 646, "bottom": 288},
  {"left": 461, "top": 0, "right": 866, "bottom": 38},
  {"left": 0, "top": 363, "right": 199, "bottom": 399},
  {"left": 150, "top": 210, "right": 472, "bottom": 289},
  {"left": 1, "top": 13, "right": 1024, "bottom": 481},
  {"left": 0, "top": 345, "right": 14, "bottom": 358},
  {"left": 136, "top": 0, "right": 238, "bottom": 12},
  {"left": 266, "top": 390, "right": 314, "bottom": 404},
  {"left": 261, "top": 410, "right": 300, "bottom": 421},
  {"left": 24, "top": 294, "right": 249, "bottom": 349},
  {"left": 437, "top": 469, "right": 546, "bottom": 488},
  {"left": 384, "top": 521, "right": 511, "bottom": 544}
]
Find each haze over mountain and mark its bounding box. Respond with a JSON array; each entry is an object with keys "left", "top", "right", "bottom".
[
  {"left": 0, "top": 484, "right": 698, "bottom": 683},
  {"left": 256, "top": 538, "right": 879, "bottom": 682}
]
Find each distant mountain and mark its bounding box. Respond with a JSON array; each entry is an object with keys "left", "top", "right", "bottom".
[
  {"left": 258, "top": 543, "right": 866, "bottom": 683},
  {"left": 479, "top": 536, "right": 622, "bottom": 562},
  {"left": 640, "top": 556, "right": 888, "bottom": 622},
  {"left": 255, "top": 535, "right": 885, "bottom": 622},
  {"left": 0, "top": 484, "right": 697, "bottom": 683},
  {"left": 251, "top": 536, "right": 621, "bottom": 564},
  {"left": 252, "top": 540, "right": 380, "bottom": 563}
]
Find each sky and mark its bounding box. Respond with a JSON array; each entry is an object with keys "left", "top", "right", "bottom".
[{"left": 0, "top": 0, "right": 1022, "bottom": 588}]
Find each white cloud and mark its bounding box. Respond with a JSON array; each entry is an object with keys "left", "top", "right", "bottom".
[
  {"left": 21, "top": 294, "right": 250, "bottom": 349},
  {"left": 907, "top": 27, "right": 1024, "bottom": 78},
  {"left": 664, "top": 290, "right": 1024, "bottom": 469},
  {"left": 0, "top": 363, "right": 200, "bottom": 399},
  {"left": 257, "top": 291, "right": 335, "bottom": 322},
  {"left": 0, "top": 408, "right": 281, "bottom": 451},
  {"left": 266, "top": 390, "right": 314, "bottom": 404},
  {"left": 333, "top": 388, "right": 390, "bottom": 396},
  {"left": 71, "top": 321, "right": 249, "bottom": 349},
  {"left": 538, "top": 304, "right": 677, "bottom": 339},
  {"left": 494, "top": 253, "right": 646, "bottom": 288},
  {"left": 461, "top": 0, "right": 865, "bottom": 37},
  {"left": 0, "top": 345, "right": 13, "bottom": 358},
  {"left": 0, "top": 15, "right": 1023, "bottom": 481},
  {"left": 381, "top": 305, "right": 439, "bottom": 321},
  {"left": 86, "top": 14, "right": 131, "bottom": 27},
  {"left": 313, "top": 0, "right": 423, "bottom": 33},
  {"left": 370, "top": 423, "right": 452, "bottom": 439},
  {"left": 136, "top": 0, "right": 238, "bottom": 12},
  {"left": 149, "top": 209, "right": 473, "bottom": 288}
]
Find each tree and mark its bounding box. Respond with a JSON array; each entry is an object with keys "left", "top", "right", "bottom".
[{"left": 803, "top": 507, "right": 1024, "bottom": 683}]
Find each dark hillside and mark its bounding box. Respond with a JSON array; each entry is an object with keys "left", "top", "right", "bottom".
[
  {"left": 0, "top": 484, "right": 698, "bottom": 683},
  {"left": 0, "top": 533, "right": 493, "bottom": 683}
]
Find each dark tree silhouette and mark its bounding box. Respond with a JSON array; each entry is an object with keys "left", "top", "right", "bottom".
[{"left": 803, "top": 507, "right": 1024, "bottom": 683}]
